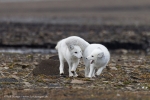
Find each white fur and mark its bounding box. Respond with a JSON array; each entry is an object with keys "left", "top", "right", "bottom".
[
  {"left": 83, "top": 44, "right": 110, "bottom": 78},
  {"left": 55, "top": 36, "right": 90, "bottom": 77}
]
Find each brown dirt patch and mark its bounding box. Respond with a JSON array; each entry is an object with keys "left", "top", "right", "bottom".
[{"left": 33, "top": 55, "right": 69, "bottom": 76}]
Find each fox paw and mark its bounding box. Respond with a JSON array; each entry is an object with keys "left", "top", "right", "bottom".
[
  {"left": 60, "top": 73, "right": 64, "bottom": 76},
  {"left": 69, "top": 75, "right": 74, "bottom": 77},
  {"left": 71, "top": 71, "right": 75, "bottom": 74}
]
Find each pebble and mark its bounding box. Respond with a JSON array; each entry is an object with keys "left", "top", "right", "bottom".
[
  {"left": 110, "top": 67, "right": 118, "bottom": 70},
  {"left": 71, "top": 79, "right": 87, "bottom": 84}
]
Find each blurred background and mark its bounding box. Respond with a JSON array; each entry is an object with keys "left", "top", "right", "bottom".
[{"left": 0, "top": 0, "right": 150, "bottom": 54}]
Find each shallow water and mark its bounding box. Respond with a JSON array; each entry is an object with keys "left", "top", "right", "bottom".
[
  {"left": 0, "top": 0, "right": 51, "bottom": 3},
  {"left": 0, "top": 48, "right": 57, "bottom": 54}
]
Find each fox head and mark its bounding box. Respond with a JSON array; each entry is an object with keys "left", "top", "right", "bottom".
[
  {"left": 86, "top": 48, "right": 104, "bottom": 64},
  {"left": 68, "top": 45, "right": 83, "bottom": 59}
]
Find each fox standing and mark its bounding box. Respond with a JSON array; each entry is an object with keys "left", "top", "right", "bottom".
[
  {"left": 55, "top": 36, "right": 89, "bottom": 77},
  {"left": 83, "top": 44, "right": 110, "bottom": 78}
]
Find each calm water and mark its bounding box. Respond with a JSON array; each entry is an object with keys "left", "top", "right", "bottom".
[{"left": 0, "top": 48, "right": 57, "bottom": 54}]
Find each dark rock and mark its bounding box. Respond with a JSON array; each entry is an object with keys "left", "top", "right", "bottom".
[
  {"left": 32, "top": 55, "right": 69, "bottom": 76},
  {"left": 0, "top": 78, "right": 18, "bottom": 83},
  {"left": 48, "top": 83, "right": 62, "bottom": 88}
]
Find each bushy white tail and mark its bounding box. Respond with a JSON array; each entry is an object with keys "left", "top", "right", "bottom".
[
  {"left": 55, "top": 45, "right": 58, "bottom": 50},
  {"left": 55, "top": 41, "right": 61, "bottom": 50}
]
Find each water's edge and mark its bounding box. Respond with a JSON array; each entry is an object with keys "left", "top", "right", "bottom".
[{"left": 0, "top": 48, "right": 57, "bottom": 54}]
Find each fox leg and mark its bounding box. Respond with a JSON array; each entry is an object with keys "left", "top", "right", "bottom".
[
  {"left": 71, "top": 64, "right": 78, "bottom": 77},
  {"left": 68, "top": 62, "right": 74, "bottom": 77},
  {"left": 71, "top": 60, "right": 79, "bottom": 77},
  {"left": 96, "top": 67, "right": 104, "bottom": 76},
  {"left": 88, "top": 64, "right": 94, "bottom": 78},
  {"left": 92, "top": 69, "right": 96, "bottom": 77},
  {"left": 58, "top": 53, "right": 65, "bottom": 75}
]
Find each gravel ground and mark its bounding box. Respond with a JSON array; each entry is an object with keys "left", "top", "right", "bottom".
[{"left": 0, "top": 51, "right": 149, "bottom": 99}]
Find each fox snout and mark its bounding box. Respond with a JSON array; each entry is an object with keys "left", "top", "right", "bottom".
[
  {"left": 86, "top": 57, "right": 94, "bottom": 64},
  {"left": 76, "top": 55, "right": 82, "bottom": 59},
  {"left": 78, "top": 56, "right": 82, "bottom": 59},
  {"left": 79, "top": 54, "right": 83, "bottom": 59},
  {"left": 86, "top": 56, "right": 90, "bottom": 60},
  {"left": 86, "top": 56, "right": 91, "bottom": 60},
  {"left": 86, "top": 56, "right": 93, "bottom": 60}
]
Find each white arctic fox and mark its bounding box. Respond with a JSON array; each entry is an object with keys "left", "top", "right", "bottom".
[
  {"left": 83, "top": 44, "right": 110, "bottom": 78},
  {"left": 55, "top": 36, "right": 89, "bottom": 77}
]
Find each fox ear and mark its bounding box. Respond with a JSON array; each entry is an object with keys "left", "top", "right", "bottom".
[
  {"left": 72, "top": 39, "right": 78, "bottom": 45},
  {"left": 69, "top": 45, "right": 74, "bottom": 50},
  {"left": 66, "top": 39, "right": 78, "bottom": 46},
  {"left": 97, "top": 47, "right": 102, "bottom": 50},
  {"left": 97, "top": 52, "right": 104, "bottom": 58}
]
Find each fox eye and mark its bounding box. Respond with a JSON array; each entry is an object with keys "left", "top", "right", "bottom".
[
  {"left": 92, "top": 55, "right": 94, "bottom": 57},
  {"left": 75, "top": 52, "right": 77, "bottom": 53}
]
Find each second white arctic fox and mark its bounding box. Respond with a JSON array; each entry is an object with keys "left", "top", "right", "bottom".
[
  {"left": 83, "top": 44, "right": 110, "bottom": 78},
  {"left": 55, "top": 36, "right": 89, "bottom": 77}
]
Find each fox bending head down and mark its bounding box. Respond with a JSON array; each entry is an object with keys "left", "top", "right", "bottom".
[
  {"left": 68, "top": 45, "right": 82, "bottom": 59},
  {"left": 55, "top": 36, "right": 90, "bottom": 77}
]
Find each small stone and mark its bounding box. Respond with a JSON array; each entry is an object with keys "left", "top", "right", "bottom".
[
  {"left": 126, "top": 87, "right": 133, "bottom": 90},
  {"left": 11, "top": 75, "right": 20, "bottom": 80},
  {"left": 116, "top": 93, "right": 120, "bottom": 96},
  {"left": 71, "top": 79, "right": 87, "bottom": 84},
  {"left": 110, "top": 67, "right": 117, "bottom": 70},
  {"left": 45, "top": 55, "right": 51, "bottom": 59},
  {"left": 4, "top": 67, "right": 9, "bottom": 69},
  {"left": 23, "top": 82, "right": 32, "bottom": 87}
]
